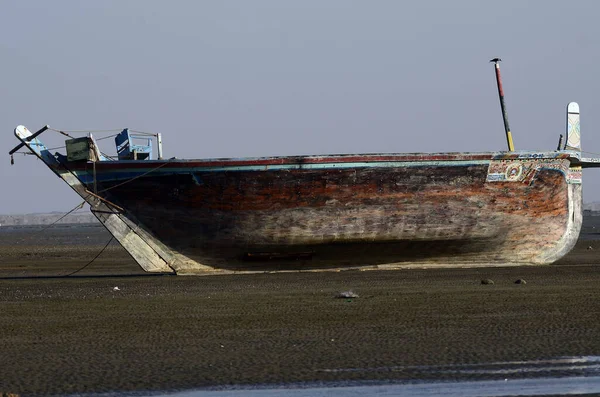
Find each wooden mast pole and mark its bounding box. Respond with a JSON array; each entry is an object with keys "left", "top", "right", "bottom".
[{"left": 490, "top": 58, "right": 515, "bottom": 151}]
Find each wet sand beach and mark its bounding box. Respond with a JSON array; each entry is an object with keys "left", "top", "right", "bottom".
[{"left": 2, "top": 220, "right": 600, "bottom": 395}]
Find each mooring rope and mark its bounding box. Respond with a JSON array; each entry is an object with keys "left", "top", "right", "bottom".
[
  {"left": 7, "top": 199, "right": 116, "bottom": 277},
  {"left": 49, "top": 128, "right": 122, "bottom": 134},
  {"left": 48, "top": 128, "right": 75, "bottom": 139},
  {"left": 50, "top": 127, "right": 159, "bottom": 137},
  {"left": 96, "top": 133, "right": 120, "bottom": 141},
  {"left": 129, "top": 129, "right": 160, "bottom": 136},
  {"left": 95, "top": 162, "right": 169, "bottom": 193},
  {"left": 60, "top": 236, "right": 114, "bottom": 277},
  {"left": 35, "top": 201, "right": 87, "bottom": 234}
]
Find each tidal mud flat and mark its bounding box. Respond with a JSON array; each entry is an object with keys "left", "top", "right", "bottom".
[{"left": 1, "top": 219, "right": 600, "bottom": 395}]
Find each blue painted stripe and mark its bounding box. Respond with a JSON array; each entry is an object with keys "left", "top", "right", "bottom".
[{"left": 168, "top": 160, "right": 490, "bottom": 172}]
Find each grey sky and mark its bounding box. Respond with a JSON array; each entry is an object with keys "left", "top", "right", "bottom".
[{"left": 2, "top": 0, "right": 600, "bottom": 214}]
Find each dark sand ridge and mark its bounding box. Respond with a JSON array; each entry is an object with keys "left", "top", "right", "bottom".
[{"left": 1, "top": 221, "right": 600, "bottom": 395}]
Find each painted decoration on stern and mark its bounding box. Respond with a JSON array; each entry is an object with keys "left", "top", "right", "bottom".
[
  {"left": 568, "top": 166, "right": 582, "bottom": 184},
  {"left": 486, "top": 159, "right": 570, "bottom": 184}
]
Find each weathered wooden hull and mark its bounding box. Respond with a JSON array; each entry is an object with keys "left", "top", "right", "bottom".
[{"left": 64, "top": 152, "right": 583, "bottom": 273}]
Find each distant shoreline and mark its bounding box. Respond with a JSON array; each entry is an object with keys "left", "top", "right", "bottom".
[{"left": 0, "top": 212, "right": 97, "bottom": 226}]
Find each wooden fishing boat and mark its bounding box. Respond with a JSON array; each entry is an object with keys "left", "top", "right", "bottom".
[
  {"left": 8, "top": 102, "right": 596, "bottom": 274},
  {"left": 9, "top": 63, "right": 599, "bottom": 274}
]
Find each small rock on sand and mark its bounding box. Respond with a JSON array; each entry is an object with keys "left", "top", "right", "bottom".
[
  {"left": 481, "top": 279, "right": 494, "bottom": 285},
  {"left": 514, "top": 279, "right": 527, "bottom": 285},
  {"left": 336, "top": 291, "right": 359, "bottom": 299}
]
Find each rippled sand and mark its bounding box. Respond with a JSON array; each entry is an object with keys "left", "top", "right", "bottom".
[{"left": 1, "top": 220, "right": 600, "bottom": 395}]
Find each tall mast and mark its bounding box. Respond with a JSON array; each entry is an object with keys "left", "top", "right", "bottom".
[{"left": 490, "top": 58, "right": 514, "bottom": 151}]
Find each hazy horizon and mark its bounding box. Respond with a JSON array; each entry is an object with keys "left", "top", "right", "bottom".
[{"left": 3, "top": 1, "right": 600, "bottom": 214}]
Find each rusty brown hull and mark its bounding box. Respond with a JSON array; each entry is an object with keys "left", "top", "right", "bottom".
[{"left": 66, "top": 152, "right": 583, "bottom": 273}]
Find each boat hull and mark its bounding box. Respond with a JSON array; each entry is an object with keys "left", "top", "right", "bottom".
[{"left": 67, "top": 153, "right": 582, "bottom": 273}]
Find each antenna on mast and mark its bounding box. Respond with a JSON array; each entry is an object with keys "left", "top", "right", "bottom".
[{"left": 490, "top": 58, "right": 515, "bottom": 151}]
